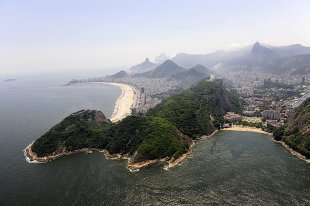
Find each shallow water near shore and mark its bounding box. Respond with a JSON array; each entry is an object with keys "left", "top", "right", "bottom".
[{"left": 0, "top": 78, "right": 309, "bottom": 206}]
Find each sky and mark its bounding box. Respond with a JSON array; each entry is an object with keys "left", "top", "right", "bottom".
[{"left": 0, "top": 0, "right": 310, "bottom": 75}]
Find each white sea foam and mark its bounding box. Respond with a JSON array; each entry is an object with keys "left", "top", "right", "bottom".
[{"left": 23, "top": 142, "right": 44, "bottom": 164}]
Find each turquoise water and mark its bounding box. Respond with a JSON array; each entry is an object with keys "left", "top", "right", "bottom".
[{"left": 0, "top": 78, "right": 309, "bottom": 206}]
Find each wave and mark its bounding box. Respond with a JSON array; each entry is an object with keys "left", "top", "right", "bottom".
[{"left": 23, "top": 142, "right": 44, "bottom": 164}]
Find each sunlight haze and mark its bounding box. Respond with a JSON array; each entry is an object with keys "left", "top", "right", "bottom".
[{"left": 0, "top": 0, "right": 310, "bottom": 75}]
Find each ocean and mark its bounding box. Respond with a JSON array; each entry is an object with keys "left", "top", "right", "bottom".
[{"left": 0, "top": 77, "right": 309, "bottom": 206}]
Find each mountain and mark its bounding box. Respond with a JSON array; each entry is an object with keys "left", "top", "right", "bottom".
[
  {"left": 170, "top": 65, "right": 211, "bottom": 88},
  {"left": 250, "top": 42, "right": 276, "bottom": 59},
  {"left": 171, "top": 42, "right": 310, "bottom": 74},
  {"left": 28, "top": 110, "right": 192, "bottom": 168},
  {"left": 107, "top": 70, "right": 128, "bottom": 78},
  {"left": 129, "top": 58, "right": 157, "bottom": 73},
  {"left": 271, "top": 44, "right": 310, "bottom": 58},
  {"left": 190, "top": 64, "right": 212, "bottom": 74},
  {"left": 272, "top": 54, "right": 310, "bottom": 75},
  {"left": 149, "top": 79, "right": 241, "bottom": 138},
  {"left": 280, "top": 98, "right": 310, "bottom": 158},
  {"left": 172, "top": 50, "right": 229, "bottom": 68},
  {"left": 134, "top": 60, "right": 186, "bottom": 78},
  {"left": 250, "top": 42, "right": 277, "bottom": 60},
  {"left": 106, "top": 116, "right": 192, "bottom": 164}
]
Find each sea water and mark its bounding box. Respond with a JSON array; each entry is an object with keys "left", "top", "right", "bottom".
[{"left": 0, "top": 77, "right": 309, "bottom": 206}]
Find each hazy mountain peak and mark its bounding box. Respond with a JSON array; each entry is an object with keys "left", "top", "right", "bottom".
[
  {"left": 251, "top": 41, "right": 275, "bottom": 58},
  {"left": 253, "top": 42, "right": 261, "bottom": 48},
  {"left": 160, "top": 59, "right": 177, "bottom": 66},
  {"left": 190, "top": 64, "right": 211, "bottom": 74},
  {"left": 129, "top": 58, "right": 156, "bottom": 73}
]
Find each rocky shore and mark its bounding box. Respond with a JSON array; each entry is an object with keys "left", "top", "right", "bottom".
[
  {"left": 276, "top": 141, "right": 310, "bottom": 164},
  {"left": 24, "top": 142, "right": 101, "bottom": 163},
  {"left": 102, "top": 143, "right": 195, "bottom": 171}
]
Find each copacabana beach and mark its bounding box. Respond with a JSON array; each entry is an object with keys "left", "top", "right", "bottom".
[{"left": 105, "top": 82, "right": 137, "bottom": 123}]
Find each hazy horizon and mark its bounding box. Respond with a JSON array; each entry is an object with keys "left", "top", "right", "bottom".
[{"left": 1, "top": 0, "right": 310, "bottom": 75}]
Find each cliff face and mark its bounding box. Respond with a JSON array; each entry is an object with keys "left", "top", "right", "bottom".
[
  {"left": 283, "top": 98, "right": 310, "bottom": 158},
  {"left": 149, "top": 79, "right": 241, "bottom": 138}
]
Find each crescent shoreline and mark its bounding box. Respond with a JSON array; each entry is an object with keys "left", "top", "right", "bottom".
[{"left": 103, "top": 82, "right": 137, "bottom": 123}]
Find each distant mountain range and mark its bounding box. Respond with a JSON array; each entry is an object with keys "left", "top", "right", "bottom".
[
  {"left": 106, "top": 42, "right": 310, "bottom": 86},
  {"left": 169, "top": 42, "right": 310, "bottom": 74},
  {"left": 107, "top": 59, "right": 213, "bottom": 88}
]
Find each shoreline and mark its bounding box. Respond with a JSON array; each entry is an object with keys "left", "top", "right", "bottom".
[
  {"left": 101, "top": 141, "right": 196, "bottom": 171},
  {"left": 24, "top": 142, "right": 102, "bottom": 163},
  {"left": 221, "top": 126, "right": 309, "bottom": 163},
  {"left": 24, "top": 141, "right": 196, "bottom": 171},
  {"left": 222, "top": 125, "right": 272, "bottom": 135},
  {"left": 276, "top": 140, "right": 310, "bottom": 164},
  {"left": 102, "top": 82, "right": 137, "bottom": 123}
]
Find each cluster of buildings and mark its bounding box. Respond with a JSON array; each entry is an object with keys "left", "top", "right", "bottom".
[
  {"left": 132, "top": 87, "right": 162, "bottom": 115},
  {"left": 221, "top": 71, "right": 310, "bottom": 128},
  {"left": 68, "top": 70, "right": 309, "bottom": 128}
]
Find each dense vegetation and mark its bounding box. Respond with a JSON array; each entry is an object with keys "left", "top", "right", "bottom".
[
  {"left": 106, "top": 116, "right": 191, "bottom": 161},
  {"left": 31, "top": 110, "right": 112, "bottom": 157},
  {"left": 31, "top": 111, "right": 191, "bottom": 162},
  {"left": 272, "top": 98, "right": 310, "bottom": 158},
  {"left": 31, "top": 79, "right": 241, "bottom": 163},
  {"left": 283, "top": 98, "right": 310, "bottom": 158},
  {"left": 148, "top": 79, "right": 241, "bottom": 138}
]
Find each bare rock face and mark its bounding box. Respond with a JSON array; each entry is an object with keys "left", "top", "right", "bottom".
[{"left": 93, "top": 110, "right": 110, "bottom": 124}]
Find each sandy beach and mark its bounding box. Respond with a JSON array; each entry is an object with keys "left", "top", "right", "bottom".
[
  {"left": 223, "top": 125, "right": 272, "bottom": 135},
  {"left": 104, "top": 82, "right": 137, "bottom": 123}
]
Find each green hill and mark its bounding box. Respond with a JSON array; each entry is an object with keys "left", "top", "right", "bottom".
[
  {"left": 282, "top": 98, "right": 310, "bottom": 158},
  {"left": 31, "top": 111, "right": 191, "bottom": 163},
  {"left": 31, "top": 110, "right": 112, "bottom": 157},
  {"left": 106, "top": 116, "right": 192, "bottom": 162},
  {"left": 148, "top": 79, "right": 241, "bottom": 138}
]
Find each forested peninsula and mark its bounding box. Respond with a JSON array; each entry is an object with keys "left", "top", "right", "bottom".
[{"left": 26, "top": 79, "right": 241, "bottom": 169}]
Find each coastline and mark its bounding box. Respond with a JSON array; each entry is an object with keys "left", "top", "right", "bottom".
[
  {"left": 24, "top": 142, "right": 102, "bottom": 163},
  {"left": 222, "top": 125, "right": 272, "bottom": 135},
  {"left": 101, "top": 141, "right": 196, "bottom": 171},
  {"left": 222, "top": 125, "right": 309, "bottom": 163},
  {"left": 103, "top": 82, "right": 137, "bottom": 123},
  {"left": 276, "top": 140, "right": 310, "bottom": 164}
]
